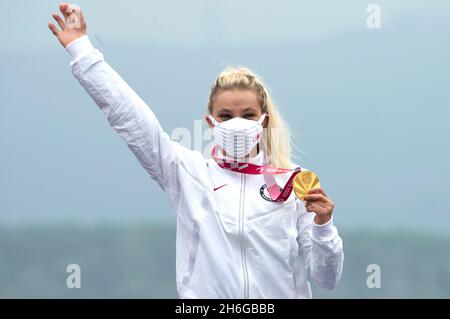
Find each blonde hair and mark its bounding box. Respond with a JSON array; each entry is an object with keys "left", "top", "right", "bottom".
[{"left": 207, "top": 66, "right": 295, "bottom": 169}]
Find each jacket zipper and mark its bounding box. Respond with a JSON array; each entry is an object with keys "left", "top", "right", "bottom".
[{"left": 239, "top": 173, "right": 249, "bottom": 299}]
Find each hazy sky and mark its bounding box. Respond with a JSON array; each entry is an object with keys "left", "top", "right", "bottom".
[{"left": 1, "top": 1, "right": 449, "bottom": 233}]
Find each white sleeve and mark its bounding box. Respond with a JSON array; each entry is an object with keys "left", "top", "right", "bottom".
[
  {"left": 65, "top": 35, "right": 94, "bottom": 60},
  {"left": 65, "top": 36, "right": 190, "bottom": 196},
  {"left": 296, "top": 198, "right": 344, "bottom": 289}
]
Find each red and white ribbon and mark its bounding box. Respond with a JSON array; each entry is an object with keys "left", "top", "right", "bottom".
[{"left": 211, "top": 146, "right": 301, "bottom": 202}]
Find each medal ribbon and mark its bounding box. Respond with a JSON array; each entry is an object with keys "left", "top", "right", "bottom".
[{"left": 211, "top": 146, "right": 301, "bottom": 202}]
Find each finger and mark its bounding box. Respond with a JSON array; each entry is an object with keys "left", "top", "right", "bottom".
[
  {"left": 308, "top": 187, "right": 326, "bottom": 196},
  {"left": 305, "top": 198, "right": 328, "bottom": 208},
  {"left": 308, "top": 188, "right": 327, "bottom": 198},
  {"left": 78, "top": 7, "right": 86, "bottom": 27},
  {"left": 305, "top": 203, "right": 320, "bottom": 213},
  {"left": 306, "top": 200, "right": 329, "bottom": 212},
  {"left": 48, "top": 23, "right": 60, "bottom": 36},
  {"left": 59, "top": 3, "right": 70, "bottom": 19},
  {"left": 304, "top": 193, "right": 326, "bottom": 202},
  {"left": 52, "top": 13, "right": 66, "bottom": 30},
  {"left": 66, "top": 5, "right": 84, "bottom": 29}
]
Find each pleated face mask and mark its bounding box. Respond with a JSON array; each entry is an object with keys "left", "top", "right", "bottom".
[{"left": 209, "top": 113, "right": 267, "bottom": 158}]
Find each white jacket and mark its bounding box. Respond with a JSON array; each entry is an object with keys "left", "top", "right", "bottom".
[{"left": 65, "top": 36, "right": 344, "bottom": 299}]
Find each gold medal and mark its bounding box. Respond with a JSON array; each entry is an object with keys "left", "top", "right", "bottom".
[{"left": 293, "top": 171, "right": 321, "bottom": 200}]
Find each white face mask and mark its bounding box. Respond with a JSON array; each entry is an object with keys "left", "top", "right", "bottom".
[{"left": 208, "top": 113, "right": 267, "bottom": 158}]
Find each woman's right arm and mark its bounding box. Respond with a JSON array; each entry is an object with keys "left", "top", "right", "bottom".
[{"left": 48, "top": 4, "right": 188, "bottom": 194}]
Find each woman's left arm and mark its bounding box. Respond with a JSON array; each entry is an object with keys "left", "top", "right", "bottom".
[{"left": 296, "top": 188, "right": 344, "bottom": 289}]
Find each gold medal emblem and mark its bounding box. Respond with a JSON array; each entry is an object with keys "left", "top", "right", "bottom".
[{"left": 293, "top": 171, "right": 321, "bottom": 200}]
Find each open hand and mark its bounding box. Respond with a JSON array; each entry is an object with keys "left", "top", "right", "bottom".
[{"left": 48, "top": 3, "right": 87, "bottom": 48}]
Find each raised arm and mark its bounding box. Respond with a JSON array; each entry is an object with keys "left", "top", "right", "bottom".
[{"left": 48, "top": 4, "right": 195, "bottom": 195}]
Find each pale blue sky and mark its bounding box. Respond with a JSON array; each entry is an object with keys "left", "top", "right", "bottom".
[{"left": 1, "top": 1, "right": 449, "bottom": 233}]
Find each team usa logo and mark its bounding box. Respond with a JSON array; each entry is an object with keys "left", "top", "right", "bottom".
[{"left": 259, "top": 184, "right": 282, "bottom": 202}]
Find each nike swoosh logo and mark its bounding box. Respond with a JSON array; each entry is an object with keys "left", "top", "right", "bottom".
[{"left": 213, "top": 184, "right": 228, "bottom": 192}]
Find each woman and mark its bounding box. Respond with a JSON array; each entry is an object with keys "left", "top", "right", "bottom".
[{"left": 49, "top": 4, "right": 343, "bottom": 299}]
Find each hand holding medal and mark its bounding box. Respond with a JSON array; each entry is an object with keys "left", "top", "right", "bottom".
[{"left": 293, "top": 171, "right": 335, "bottom": 225}]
